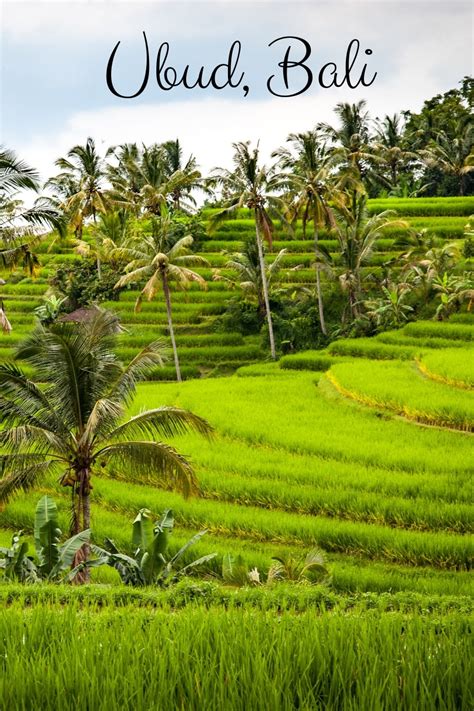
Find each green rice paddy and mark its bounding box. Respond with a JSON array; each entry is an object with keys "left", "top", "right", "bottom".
[{"left": 0, "top": 196, "right": 473, "bottom": 710}]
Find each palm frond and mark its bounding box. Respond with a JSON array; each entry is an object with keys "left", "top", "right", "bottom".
[
  {"left": 0, "top": 459, "right": 58, "bottom": 502},
  {"left": 108, "top": 340, "right": 169, "bottom": 405},
  {"left": 105, "top": 407, "right": 213, "bottom": 443},
  {"left": 95, "top": 441, "right": 198, "bottom": 497}
]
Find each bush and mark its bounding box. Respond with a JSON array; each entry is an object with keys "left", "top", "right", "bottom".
[
  {"left": 213, "top": 299, "right": 262, "bottom": 336},
  {"left": 50, "top": 259, "right": 126, "bottom": 311}
]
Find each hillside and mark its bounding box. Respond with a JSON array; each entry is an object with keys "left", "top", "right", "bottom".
[{"left": 1, "top": 196, "right": 473, "bottom": 376}]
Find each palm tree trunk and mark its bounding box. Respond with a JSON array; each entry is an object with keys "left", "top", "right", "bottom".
[
  {"left": 93, "top": 210, "right": 101, "bottom": 281},
  {"left": 162, "top": 273, "right": 182, "bottom": 381},
  {"left": 255, "top": 212, "right": 276, "bottom": 360},
  {"left": 72, "top": 468, "right": 91, "bottom": 584},
  {"left": 313, "top": 215, "right": 327, "bottom": 336}
]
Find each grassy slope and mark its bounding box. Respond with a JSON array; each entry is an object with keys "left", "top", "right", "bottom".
[{"left": 0, "top": 197, "right": 473, "bottom": 709}]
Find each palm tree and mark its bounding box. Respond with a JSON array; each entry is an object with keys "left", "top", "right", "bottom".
[
  {"left": 162, "top": 139, "right": 205, "bottom": 211},
  {"left": 319, "top": 101, "right": 372, "bottom": 176},
  {"left": 108, "top": 142, "right": 204, "bottom": 217},
  {"left": 115, "top": 207, "right": 209, "bottom": 381},
  {"left": 273, "top": 131, "right": 340, "bottom": 335},
  {"left": 0, "top": 310, "right": 212, "bottom": 580},
  {"left": 0, "top": 147, "right": 39, "bottom": 194},
  {"left": 48, "top": 138, "right": 108, "bottom": 277},
  {"left": 1, "top": 147, "right": 64, "bottom": 267},
  {"left": 372, "top": 114, "right": 418, "bottom": 192},
  {"left": 432, "top": 271, "right": 474, "bottom": 319},
  {"left": 74, "top": 210, "right": 131, "bottom": 268},
  {"left": 421, "top": 118, "right": 474, "bottom": 195},
  {"left": 330, "top": 195, "right": 407, "bottom": 321},
  {"left": 319, "top": 101, "right": 385, "bottom": 205},
  {"left": 211, "top": 142, "right": 280, "bottom": 359},
  {"left": 214, "top": 237, "right": 287, "bottom": 321}
]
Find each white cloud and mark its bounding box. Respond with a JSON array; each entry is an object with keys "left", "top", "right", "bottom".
[
  {"left": 4, "top": 0, "right": 472, "bottom": 191},
  {"left": 16, "top": 83, "right": 432, "bottom": 187}
]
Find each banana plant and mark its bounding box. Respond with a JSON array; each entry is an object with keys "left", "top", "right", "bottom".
[
  {"left": 0, "top": 530, "right": 37, "bottom": 582},
  {"left": 91, "top": 508, "right": 216, "bottom": 587},
  {"left": 0, "top": 495, "right": 91, "bottom": 582},
  {"left": 34, "top": 495, "right": 91, "bottom": 580}
]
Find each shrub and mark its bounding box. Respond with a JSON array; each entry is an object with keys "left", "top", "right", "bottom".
[{"left": 50, "top": 259, "right": 126, "bottom": 311}]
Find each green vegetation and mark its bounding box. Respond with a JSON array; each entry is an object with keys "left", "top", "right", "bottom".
[
  {"left": 1, "top": 83, "right": 473, "bottom": 709},
  {"left": 1, "top": 602, "right": 471, "bottom": 711},
  {"left": 418, "top": 347, "right": 474, "bottom": 388},
  {"left": 326, "top": 359, "right": 474, "bottom": 431}
]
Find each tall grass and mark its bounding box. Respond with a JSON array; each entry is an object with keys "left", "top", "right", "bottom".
[
  {"left": 418, "top": 348, "right": 474, "bottom": 389},
  {"left": 132, "top": 375, "right": 473, "bottom": 475},
  {"left": 2, "top": 497, "right": 472, "bottom": 597},
  {"left": 403, "top": 321, "right": 473, "bottom": 341},
  {"left": 328, "top": 338, "right": 417, "bottom": 360},
  {"left": 0, "top": 605, "right": 471, "bottom": 711},
  {"left": 327, "top": 360, "right": 474, "bottom": 431}
]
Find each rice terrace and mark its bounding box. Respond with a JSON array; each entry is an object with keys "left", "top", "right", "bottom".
[{"left": 0, "top": 82, "right": 473, "bottom": 710}]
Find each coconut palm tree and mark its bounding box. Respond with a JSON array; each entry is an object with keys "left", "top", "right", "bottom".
[
  {"left": 319, "top": 101, "right": 385, "bottom": 205},
  {"left": 108, "top": 142, "right": 204, "bottom": 217},
  {"left": 421, "top": 117, "right": 474, "bottom": 195},
  {"left": 115, "top": 207, "right": 209, "bottom": 381},
  {"left": 329, "top": 195, "right": 407, "bottom": 321},
  {"left": 372, "top": 114, "right": 419, "bottom": 192},
  {"left": 273, "top": 131, "right": 341, "bottom": 335},
  {"left": 319, "top": 101, "right": 372, "bottom": 176},
  {"left": 106, "top": 143, "right": 143, "bottom": 216},
  {"left": 162, "top": 139, "right": 205, "bottom": 211},
  {"left": 213, "top": 237, "right": 287, "bottom": 321},
  {"left": 48, "top": 138, "right": 108, "bottom": 277},
  {"left": 211, "top": 142, "right": 280, "bottom": 359},
  {"left": 0, "top": 309, "right": 212, "bottom": 581},
  {"left": 0, "top": 147, "right": 64, "bottom": 269},
  {"left": 74, "top": 210, "right": 131, "bottom": 269}
]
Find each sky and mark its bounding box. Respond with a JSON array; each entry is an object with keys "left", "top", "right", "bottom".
[{"left": 0, "top": 0, "right": 472, "bottom": 184}]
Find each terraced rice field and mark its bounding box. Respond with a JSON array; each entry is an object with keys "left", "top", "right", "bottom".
[
  {"left": 1, "top": 196, "right": 473, "bottom": 377},
  {"left": 1, "top": 196, "right": 473, "bottom": 709}
]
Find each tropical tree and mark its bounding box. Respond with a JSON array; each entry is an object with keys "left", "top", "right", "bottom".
[
  {"left": 421, "top": 117, "right": 474, "bottom": 195},
  {"left": 0, "top": 495, "right": 91, "bottom": 583},
  {"left": 115, "top": 207, "right": 209, "bottom": 381},
  {"left": 214, "top": 237, "right": 287, "bottom": 320},
  {"left": 273, "top": 130, "right": 340, "bottom": 335},
  {"left": 108, "top": 141, "right": 204, "bottom": 217},
  {"left": 432, "top": 272, "right": 474, "bottom": 320},
  {"left": 319, "top": 101, "right": 373, "bottom": 179},
  {"left": 211, "top": 142, "right": 281, "bottom": 359},
  {"left": 74, "top": 209, "right": 131, "bottom": 268},
  {"left": 106, "top": 142, "right": 143, "bottom": 216},
  {"left": 90, "top": 508, "right": 216, "bottom": 586},
  {"left": 372, "top": 114, "right": 418, "bottom": 192},
  {"left": 364, "top": 284, "right": 414, "bottom": 329},
  {"left": 0, "top": 302, "right": 12, "bottom": 334},
  {"left": 162, "top": 139, "right": 205, "bottom": 211},
  {"left": 328, "top": 195, "right": 407, "bottom": 321},
  {"left": 0, "top": 310, "right": 212, "bottom": 581},
  {"left": 47, "top": 138, "right": 108, "bottom": 277},
  {"left": 0, "top": 147, "right": 63, "bottom": 270},
  {"left": 420, "top": 242, "right": 461, "bottom": 278}
]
